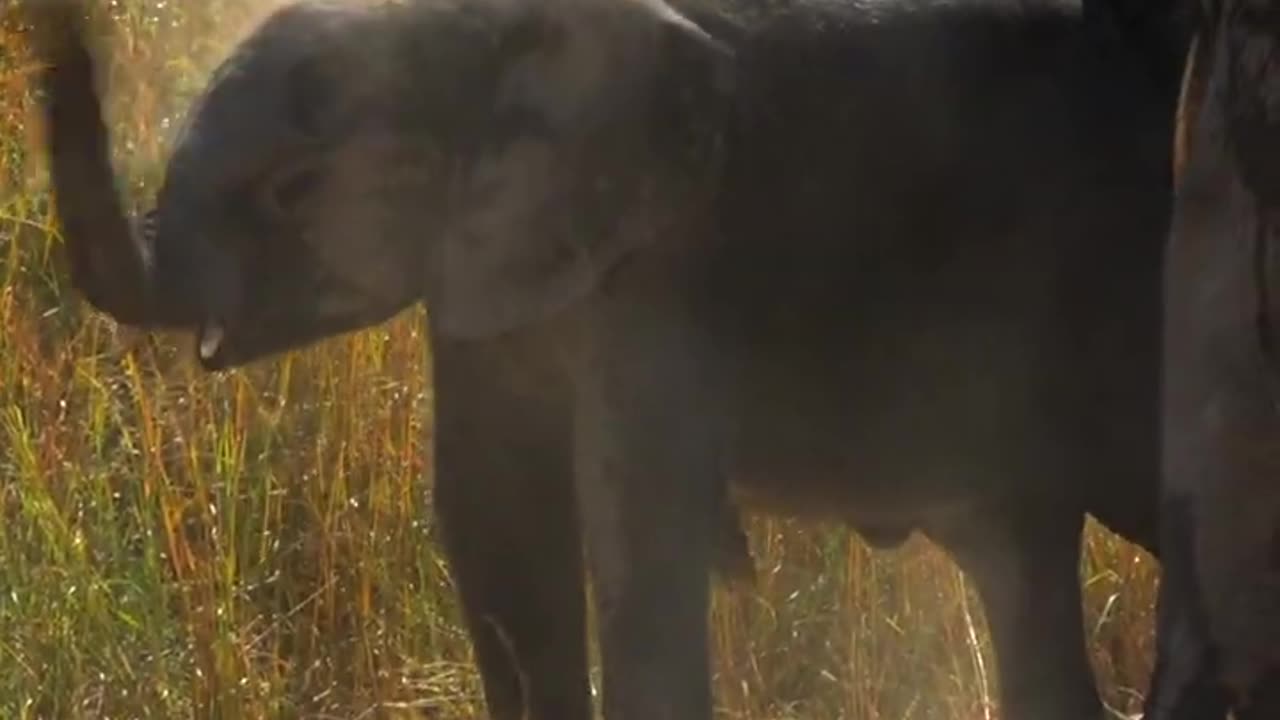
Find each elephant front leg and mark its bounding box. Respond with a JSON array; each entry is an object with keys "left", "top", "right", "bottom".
[
  {"left": 432, "top": 338, "right": 592, "bottom": 720},
  {"left": 1143, "top": 585, "right": 1232, "bottom": 720},
  {"left": 932, "top": 509, "right": 1103, "bottom": 720},
  {"left": 572, "top": 294, "right": 724, "bottom": 720},
  {"left": 1142, "top": 496, "right": 1232, "bottom": 720}
]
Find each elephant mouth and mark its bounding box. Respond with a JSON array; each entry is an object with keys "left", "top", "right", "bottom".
[
  {"left": 190, "top": 305, "right": 372, "bottom": 371},
  {"left": 199, "top": 325, "right": 224, "bottom": 361},
  {"left": 195, "top": 315, "right": 291, "bottom": 371},
  {"left": 198, "top": 320, "right": 227, "bottom": 364}
]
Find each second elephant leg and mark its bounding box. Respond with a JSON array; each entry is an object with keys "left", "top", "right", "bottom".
[
  {"left": 572, "top": 283, "right": 723, "bottom": 720},
  {"left": 932, "top": 508, "right": 1102, "bottom": 720}
]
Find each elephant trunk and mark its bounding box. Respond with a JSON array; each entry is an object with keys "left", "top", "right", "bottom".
[{"left": 31, "top": 3, "right": 197, "bottom": 328}]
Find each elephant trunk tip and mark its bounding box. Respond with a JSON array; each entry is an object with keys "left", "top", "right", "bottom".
[{"left": 28, "top": 0, "right": 164, "bottom": 327}]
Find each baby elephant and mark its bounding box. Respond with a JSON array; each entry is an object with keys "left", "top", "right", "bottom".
[
  {"left": 1146, "top": 1, "right": 1280, "bottom": 718},
  {"left": 29, "top": 0, "right": 1187, "bottom": 718}
]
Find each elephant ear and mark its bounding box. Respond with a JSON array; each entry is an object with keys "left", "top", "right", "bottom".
[{"left": 426, "top": 0, "right": 734, "bottom": 340}]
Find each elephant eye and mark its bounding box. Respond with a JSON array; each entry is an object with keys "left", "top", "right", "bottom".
[{"left": 263, "top": 164, "right": 323, "bottom": 221}]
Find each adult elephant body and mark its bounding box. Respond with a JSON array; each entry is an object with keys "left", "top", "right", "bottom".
[
  {"left": 1144, "top": 2, "right": 1280, "bottom": 718},
  {"left": 29, "top": 0, "right": 1185, "bottom": 718}
]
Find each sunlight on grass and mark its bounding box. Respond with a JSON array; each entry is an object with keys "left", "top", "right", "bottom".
[{"left": 0, "top": 2, "right": 1160, "bottom": 717}]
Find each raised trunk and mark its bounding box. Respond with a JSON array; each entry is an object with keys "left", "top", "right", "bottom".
[{"left": 30, "top": 3, "right": 187, "bottom": 327}]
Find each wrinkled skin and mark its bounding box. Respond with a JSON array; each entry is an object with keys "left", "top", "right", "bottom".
[
  {"left": 28, "top": 0, "right": 1188, "bottom": 718},
  {"left": 1145, "top": 1, "right": 1280, "bottom": 718}
]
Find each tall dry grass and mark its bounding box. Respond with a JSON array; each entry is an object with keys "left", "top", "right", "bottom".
[{"left": 0, "top": 2, "right": 1161, "bottom": 718}]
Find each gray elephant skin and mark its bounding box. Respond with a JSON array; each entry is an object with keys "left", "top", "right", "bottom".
[
  {"left": 28, "top": 0, "right": 1186, "bottom": 718},
  {"left": 1144, "top": 1, "right": 1280, "bottom": 718}
]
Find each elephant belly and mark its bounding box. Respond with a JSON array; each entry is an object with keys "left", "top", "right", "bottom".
[{"left": 720, "top": 302, "right": 1072, "bottom": 533}]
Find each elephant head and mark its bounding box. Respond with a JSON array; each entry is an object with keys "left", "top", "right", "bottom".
[
  {"left": 28, "top": 0, "right": 733, "bottom": 369},
  {"left": 1151, "top": 0, "right": 1280, "bottom": 716}
]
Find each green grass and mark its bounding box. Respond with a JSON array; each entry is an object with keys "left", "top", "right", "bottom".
[{"left": 1, "top": 3, "right": 1161, "bottom": 717}]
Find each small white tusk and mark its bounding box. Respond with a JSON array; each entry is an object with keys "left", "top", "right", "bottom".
[{"left": 199, "top": 324, "right": 224, "bottom": 360}]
